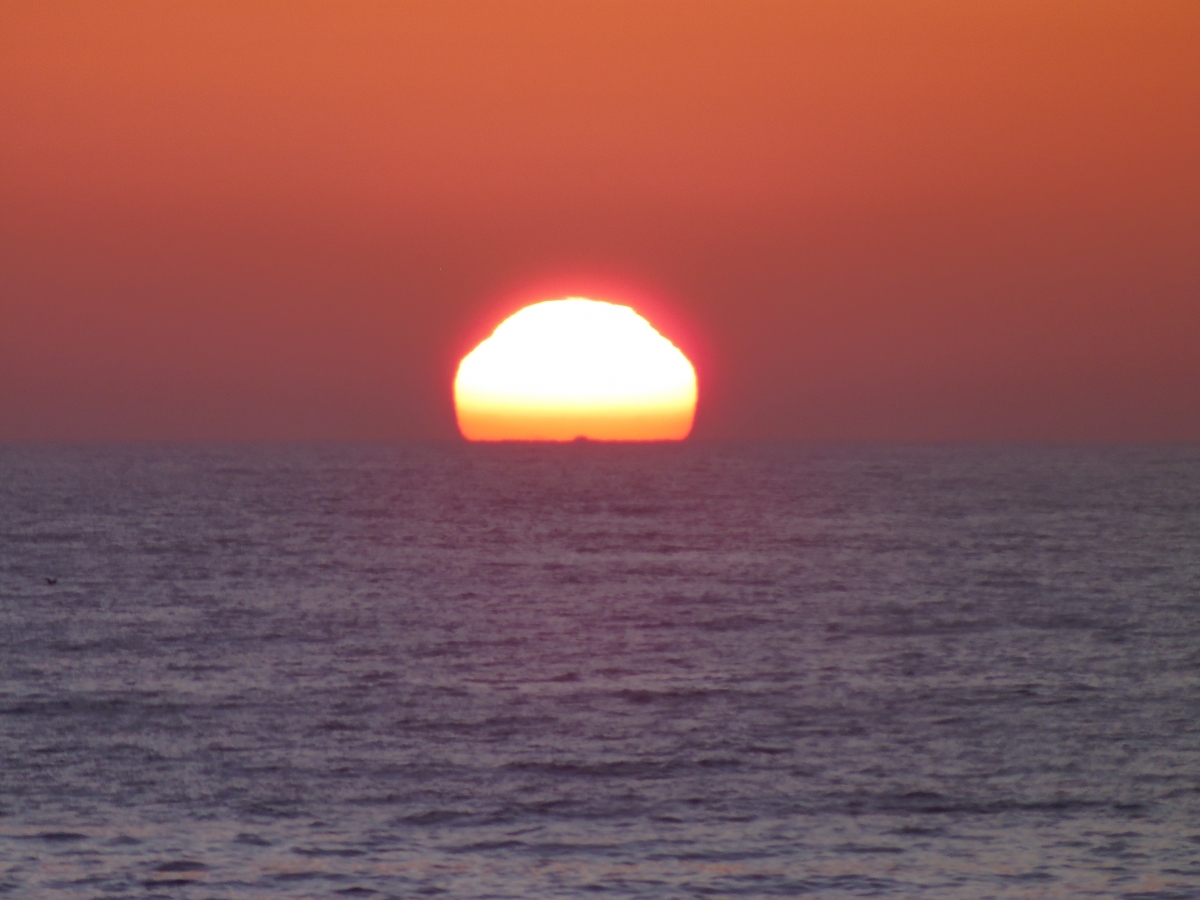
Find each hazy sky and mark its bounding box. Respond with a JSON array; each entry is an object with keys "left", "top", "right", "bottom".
[{"left": 2, "top": 1, "right": 1197, "bottom": 440}]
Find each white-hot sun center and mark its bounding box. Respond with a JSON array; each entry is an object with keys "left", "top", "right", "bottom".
[{"left": 454, "top": 297, "right": 697, "bottom": 441}]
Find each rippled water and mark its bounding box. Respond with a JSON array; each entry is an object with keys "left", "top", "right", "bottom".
[{"left": 1, "top": 442, "right": 1198, "bottom": 898}]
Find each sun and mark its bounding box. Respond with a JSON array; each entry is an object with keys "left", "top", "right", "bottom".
[{"left": 455, "top": 297, "right": 697, "bottom": 441}]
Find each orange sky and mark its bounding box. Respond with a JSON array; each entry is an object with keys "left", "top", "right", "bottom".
[{"left": 2, "top": 1, "right": 1197, "bottom": 440}]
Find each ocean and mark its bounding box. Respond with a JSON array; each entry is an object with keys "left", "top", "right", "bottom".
[{"left": 1, "top": 442, "right": 1198, "bottom": 899}]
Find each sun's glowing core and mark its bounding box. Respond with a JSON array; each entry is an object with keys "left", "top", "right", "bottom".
[{"left": 455, "top": 298, "right": 697, "bottom": 441}]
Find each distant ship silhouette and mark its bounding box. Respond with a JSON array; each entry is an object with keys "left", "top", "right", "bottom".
[{"left": 45, "top": 577, "right": 57, "bottom": 585}]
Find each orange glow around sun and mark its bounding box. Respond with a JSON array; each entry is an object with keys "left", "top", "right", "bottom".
[{"left": 455, "top": 298, "right": 697, "bottom": 441}]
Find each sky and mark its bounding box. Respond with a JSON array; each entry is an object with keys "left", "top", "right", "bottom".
[{"left": 2, "top": 0, "right": 1197, "bottom": 441}]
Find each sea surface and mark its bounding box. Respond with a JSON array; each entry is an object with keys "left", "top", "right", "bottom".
[{"left": 1, "top": 442, "right": 1198, "bottom": 899}]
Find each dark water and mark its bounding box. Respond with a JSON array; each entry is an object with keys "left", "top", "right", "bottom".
[{"left": 1, "top": 442, "right": 1198, "bottom": 899}]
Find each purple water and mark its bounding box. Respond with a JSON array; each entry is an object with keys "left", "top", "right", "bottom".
[{"left": 2, "top": 443, "right": 1198, "bottom": 898}]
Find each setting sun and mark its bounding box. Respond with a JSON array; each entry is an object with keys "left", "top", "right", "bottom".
[{"left": 455, "top": 298, "right": 697, "bottom": 441}]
